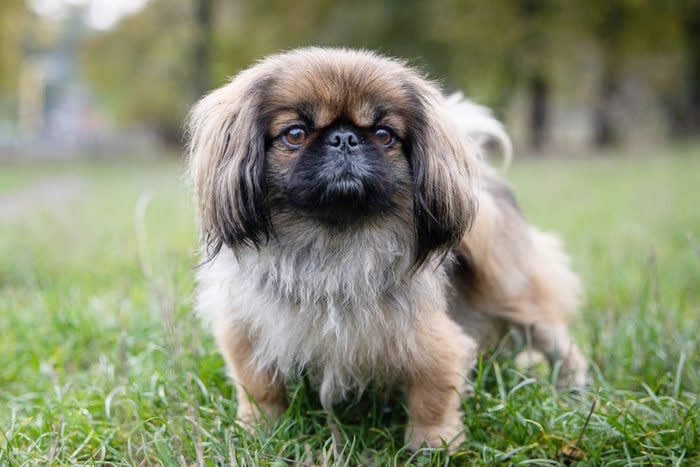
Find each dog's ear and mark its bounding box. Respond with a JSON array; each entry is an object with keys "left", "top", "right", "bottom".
[
  {"left": 404, "top": 83, "right": 480, "bottom": 268},
  {"left": 186, "top": 74, "right": 273, "bottom": 258}
]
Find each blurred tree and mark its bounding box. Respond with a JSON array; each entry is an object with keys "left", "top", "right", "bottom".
[
  {"left": 0, "top": 2, "right": 70, "bottom": 128},
  {"left": 517, "top": 0, "right": 558, "bottom": 151},
  {"left": 0, "top": 1, "right": 21, "bottom": 91},
  {"left": 576, "top": 0, "right": 682, "bottom": 148},
  {"left": 192, "top": 0, "right": 214, "bottom": 99},
  {"left": 81, "top": 0, "right": 195, "bottom": 144},
  {"left": 585, "top": 1, "right": 631, "bottom": 148},
  {"left": 78, "top": 0, "right": 695, "bottom": 151},
  {"left": 669, "top": 0, "right": 700, "bottom": 137},
  {"left": 423, "top": 0, "right": 570, "bottom": 151},
  {"left": 0, "top": 1, "right": 32, "bottom": 95}
]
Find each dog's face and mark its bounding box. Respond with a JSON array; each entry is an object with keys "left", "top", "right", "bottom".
[
  {"left": 264, "top": 78, "right": 410, "bottom": 229},
  {"left": 187, "top": 48, "right": 478, "bottom": 266}
]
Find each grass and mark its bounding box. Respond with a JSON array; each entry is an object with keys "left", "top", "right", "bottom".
[{"left": 1, "top": 149, "right": 699, "bottom": 465}]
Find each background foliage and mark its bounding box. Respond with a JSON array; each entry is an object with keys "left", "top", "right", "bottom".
[{"left": 2, "top": 0, "right": 700, "bottom": 149}]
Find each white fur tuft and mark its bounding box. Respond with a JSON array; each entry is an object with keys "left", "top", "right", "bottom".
[{"left": 444, "top": 92, "right": 513, "bottom": 166}]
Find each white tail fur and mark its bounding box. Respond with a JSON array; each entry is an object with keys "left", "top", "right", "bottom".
[{"left": 444, "top": 92, "right": 513, "bottom": 166}]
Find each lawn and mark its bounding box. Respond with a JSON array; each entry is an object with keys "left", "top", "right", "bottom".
[{"left": 1, "top": 149, "right": 699, "bottom": 465}]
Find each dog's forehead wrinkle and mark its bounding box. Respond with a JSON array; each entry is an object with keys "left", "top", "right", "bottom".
[{"left": 265, "top": 58, "right": 411, "bottom": 130}]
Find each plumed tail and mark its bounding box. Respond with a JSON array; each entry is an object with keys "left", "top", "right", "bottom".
[{"left": 444, "top": 92, "right": 513, "bottom": 166}]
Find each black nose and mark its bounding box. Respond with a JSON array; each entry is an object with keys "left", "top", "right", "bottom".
[{"left": 327, "top": 129, "right": 359, "bottom": 148}]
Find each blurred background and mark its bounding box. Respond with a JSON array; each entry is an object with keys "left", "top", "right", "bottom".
[
  {"left": 1, "top": 0, "right": 699, "bottom": 159},
  {"left": 2, "top": 3, "right": 700, "bottom": 463}
]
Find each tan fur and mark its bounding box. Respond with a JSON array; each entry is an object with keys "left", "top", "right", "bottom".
[
  {"left": 405, "top": 306, "right": 478, "bottom": 449},
  {"left": 455, "top": 186, "right": 581, "bottom": 325},
  {"left": 186, "top": 47, "right": 588, "bottom": 451},
  {"left": 213, "top": 323, "right": 288, "bottom": 427}
]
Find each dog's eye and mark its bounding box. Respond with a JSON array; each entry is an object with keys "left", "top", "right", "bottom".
[
  {"left": 282, "top": 126, "right": 307, "bottom": 148},
  {"left": 374, "top": 127, "right": 395, "bottom": 147}
]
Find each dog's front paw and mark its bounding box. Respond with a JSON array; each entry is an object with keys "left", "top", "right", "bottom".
[
  {"left": 405, "top": 420, "right": 465, "bottom": 452},
  {"left": 236, "top": 399, "right": 286, "bottom": 433},
  {"left": 556, "top": 366, "right": 591, "bottom": 390},
  {"left": 555, "top": 346, "right": 590, "bottom": 389}
]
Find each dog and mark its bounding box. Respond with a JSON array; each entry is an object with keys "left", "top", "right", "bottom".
[{"left": 186, "top": 47, "right": 588, "bottom": 450}]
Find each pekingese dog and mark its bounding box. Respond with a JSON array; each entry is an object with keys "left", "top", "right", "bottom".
[{"left": 186, "top": 47, "right": 588, "bottom": 450}]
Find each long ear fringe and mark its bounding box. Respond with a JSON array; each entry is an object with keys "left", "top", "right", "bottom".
[
  {"left": 444, "top": 92, "right": 513, "bottom": 167},
  {"left": 185, "top": 75, "right": 272, "bottom": 260},
  {"left": 407, "top": 85, "right": 480, "bottom": 269}
]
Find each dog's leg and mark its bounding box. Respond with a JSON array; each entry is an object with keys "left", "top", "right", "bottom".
[
  {"left": 214, "top": 323, "right": 288, "bottom": 429},
  {"left": 529, "top": 323, "right": 589, "bottom": 388},
  {"left": 404, "top": 310, "right": 477, "bottom": 451}
]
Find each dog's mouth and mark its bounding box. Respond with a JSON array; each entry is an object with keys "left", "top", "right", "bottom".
[
  {"left": 285, "top": 169, "right": 395, "bottom": 228},
  {"left": 321, "top": 173, "right": 366, "bottom": 202}
]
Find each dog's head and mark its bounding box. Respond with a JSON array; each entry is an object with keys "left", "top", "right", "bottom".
[{"left": 187, "top": 48, "right": 479, "bottom": 266}]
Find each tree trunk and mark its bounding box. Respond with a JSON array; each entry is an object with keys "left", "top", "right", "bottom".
[
  {"left": 679, "top": 6, "right": 700, "bottom": 136},
  {"left": 593, "top": 64, "right": 617, "bottom": 148},
  {"left": 687, "top": 16, "right": 700, "bottom": 134},
  {"left": 528, "top": 73, "right": 549, "bottom": 151},
  {"left": 193, "top": 0, "right": 214, "bottom": 100}
]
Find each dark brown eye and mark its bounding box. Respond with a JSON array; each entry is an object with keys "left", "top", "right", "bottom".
[
  {"left": 282, "top": 126, "right": 307, "bottom": 148},
  {"left": 374, "top": 127, "right": 395, "bottom": 147}
]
